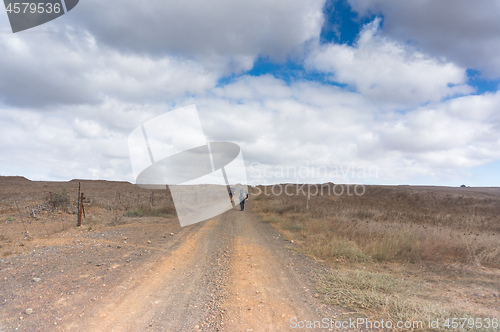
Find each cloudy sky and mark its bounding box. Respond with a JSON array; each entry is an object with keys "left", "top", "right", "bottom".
[{"left": 1, "top": 0, "right": 499, "bottom": 186}]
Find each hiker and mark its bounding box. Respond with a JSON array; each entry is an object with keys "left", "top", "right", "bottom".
[{"left": 239, "top": 190, "right": 248, "bottom": 211}]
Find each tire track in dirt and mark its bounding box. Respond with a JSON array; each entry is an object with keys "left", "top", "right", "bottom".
[
  {"left": 65, "top": 217, "right": 233, "bottom": 331},
  {"left": 222, "top": 208, "right": 327, "bottom": 331}
]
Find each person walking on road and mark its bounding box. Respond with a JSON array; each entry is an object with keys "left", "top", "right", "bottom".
[{"left": 239, "top": 190, "right": 248, "bottom": 211}]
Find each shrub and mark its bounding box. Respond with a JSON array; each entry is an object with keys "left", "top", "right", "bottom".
[
  {"left": 125, "top": 205, "right": 176, "bottom": 218},
  {"left": 49, "top": 189, "right": 70, "bottom": 211}
]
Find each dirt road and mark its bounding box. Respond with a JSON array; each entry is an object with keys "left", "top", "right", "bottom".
[{"left": 1, "top": 207, "right": 334, "bottom": 331}]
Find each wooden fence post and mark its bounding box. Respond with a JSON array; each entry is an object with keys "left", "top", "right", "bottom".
[
  {"left": 77, "top": 192, "right": 85, "bottom": 227},
  {"left": 77, "top": 182, "right": 81, "bottom": 226}
]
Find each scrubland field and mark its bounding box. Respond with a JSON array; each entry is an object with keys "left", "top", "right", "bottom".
[
  {"left": 0, "top": 176, "right": 176, "bottom": 248},
  {"left": 0, "top": 177, "right": 498, "bottom": 331},
  {"left": 252, "top": 184, "right": 500, "bottom": 326}
]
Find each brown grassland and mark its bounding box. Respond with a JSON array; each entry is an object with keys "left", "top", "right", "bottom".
[{"left": 251, "top": 184, "right": 500, "bottom": 328}]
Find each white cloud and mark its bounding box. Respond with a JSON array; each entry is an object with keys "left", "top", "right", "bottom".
[
  {"left": 0, "top": 29, "right": 221, "bottom": 107},
  {"left": 2, "top": 75, "right": 500, "bottom": 185},
  {"left": 307, "top": 18, "right": 472, "bottom": 106},
  {"left": 68, "top": 0, "right": 325, "bottom": 68},
  {"left": 0, "top": 0, "right": 326, "bottom": 108},
  {"left": 199, "top": 76, "right": 500, "bottom": 184},
  {"left": 0, "top": 100, "right": 159, "bottom": 181},
  {"left": 347, "top": 0, "right": 500, "bottom": 78},
  {"left": 375, "top": 92, "right": 500, "bottom": 170}
]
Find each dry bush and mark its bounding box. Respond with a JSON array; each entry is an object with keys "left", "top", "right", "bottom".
[{"left": 48, "top": 188, "right": 71, "bottom": 211}]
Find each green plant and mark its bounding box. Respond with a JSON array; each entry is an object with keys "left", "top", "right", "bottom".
[
  {"left": 352, "top": 210, "right": 375, "bottom": 220},
  {"left": 283, "top": 220, "right": 306, "bottom": 232},
  {"left": 125, "top": 205, "right": 176, "bottom": 218},
  {"left": 262, "top": 214, "right": 281, "bottom": 224},
  {"left": 87, "top": 217, "right": 96, "bottom": 231},
  {"left": 126, "top": 208, "right": 144, "bottom": 217}
]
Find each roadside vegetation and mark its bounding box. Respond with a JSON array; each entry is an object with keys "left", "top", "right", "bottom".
[
  {"left": 125, "top": 205, "right": 176, "bottom": 218},
  {"left": 0, "top": 178, "right": 178, "bottom": 256},
  {"left": 251, "top": 184, "right": 500, "bottom": 329}
]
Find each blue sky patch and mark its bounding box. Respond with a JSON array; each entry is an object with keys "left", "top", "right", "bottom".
[
  {"left": 466, "top": 69, "right": 500, "bottom": 95},
  {"left": 320, "top": 0, "right": 377, "bottom": 45},
  {"left": 217, "top": 56, "right": 348, "bottom": 88}
]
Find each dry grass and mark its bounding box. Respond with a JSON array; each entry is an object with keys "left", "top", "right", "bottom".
[
  {"left": 313, "top": 268, "right": 499, "bottom": 331},
  {"left": 316, "top": 268, "right": 440, "bottom": 322},
  {"left": 251, "top": 184, "right": 500, "bottom": 329},
  {"left": 252, "top": 184, "right": 500, "bottom": 267}
]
